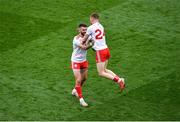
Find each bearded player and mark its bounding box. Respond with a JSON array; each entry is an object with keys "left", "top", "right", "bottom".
[
  {"left": 81, "top": 13, "right": 125, "bottom": 91},
  {"left": 71, "top": 23, "right": 93, "bottom": 107}
]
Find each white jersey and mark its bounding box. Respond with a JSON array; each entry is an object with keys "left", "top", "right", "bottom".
[
  {"left": 71, "top": 36, "right": 87, "bottom": 63},
  {"left": 86, "top": 22, "right": 108, "bottom": 51}
]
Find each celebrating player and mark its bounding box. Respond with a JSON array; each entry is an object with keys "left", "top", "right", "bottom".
[
  {"left": 71, "top": 23, "right": 93, "bottom": 107},
  {"left": 81, "top": 13, "right": 125, "bottom": 91}
]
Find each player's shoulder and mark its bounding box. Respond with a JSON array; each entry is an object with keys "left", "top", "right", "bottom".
[
  {"left": 97, "top": 22, "right": 104, "bottom": 28},
  {"left": 73, "top": 35, "right": 81, "bottom": 44},
  {"left": 89, "top": 22, "right": 104, "bottom": 29},
  {"left": 87, "top": 24, "right": 97, "bottom": 33},
  {"left": 87, "top": 24, "right": 93, "bottom": 30},
  {"left": 73, "top": 35, "right": 81, "bottom": 40}
]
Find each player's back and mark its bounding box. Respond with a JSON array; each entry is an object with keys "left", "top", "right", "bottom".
[{"left": 87, "top": 22, "right": 107, "bottom": 51}]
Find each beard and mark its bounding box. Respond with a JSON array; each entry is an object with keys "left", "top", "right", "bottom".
[{"left": 81, "top": 32, "right": 86, "bottom": 36}]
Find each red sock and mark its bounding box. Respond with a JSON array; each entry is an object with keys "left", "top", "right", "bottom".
[
  {"left": 75, "top": 85, "right": 83, "bottom": 98},
  {"left": 113, "top": 75, "right": 120, "bottom": 82}
]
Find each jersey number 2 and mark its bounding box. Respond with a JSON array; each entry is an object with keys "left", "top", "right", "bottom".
[{"left": 95, "top": 29, "right": 104, "bottom": 40}]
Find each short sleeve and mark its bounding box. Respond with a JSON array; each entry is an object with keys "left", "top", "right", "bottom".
[{"left": 86, "top": 26, "right": 92, "bottom": 36}]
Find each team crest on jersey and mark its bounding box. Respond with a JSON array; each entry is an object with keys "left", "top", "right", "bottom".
[{"left": 74, "top": 64, "right": 77, "bottom": 68}]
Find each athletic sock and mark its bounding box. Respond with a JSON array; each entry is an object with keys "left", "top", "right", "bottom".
[
  {"left": 75, "top": 85, "right": 83, "bottom": 98},
  {"left": 113, "top": 75, "right": 120, "bottom": 82}
]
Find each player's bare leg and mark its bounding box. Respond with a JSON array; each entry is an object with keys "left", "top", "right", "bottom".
[
  {"left": 72, "top": 70, "right": 81, "bottom": 97},
  {"left": 105, "top": 60, "right": 125, "bottom": 90},
  {"left": 80, "top": 68, "right": 88, "bottom": 86},
  {"left": 96, "top": 62, "right": 115, "bottom": 79},
  {"left": 72, "top": 69, "right": 88, "bottom": 107},
  {"left": 104, "top": 60, "right": 116, "bottom": 77},
  {"left": 96, "top": 61, "right": 125, "bottom": 91},
  {"left": 105, "top": 60, "right": 125, "bottom": 82}
]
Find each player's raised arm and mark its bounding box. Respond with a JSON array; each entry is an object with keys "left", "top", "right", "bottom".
[
  {"left": 81, "top": 34, "right": 89, "bottom": 44},
  {"left": 77, "top": 42, "right": 91, "bottom": 50},
  {"left": 81, "top": 22, "right": 93, "bottom": 45},
  {"left": 84, "top": 38, "right": 94, "bottom": 50},
  {"left": 78, "top": 38, "right": 94, "bottom": 50}
]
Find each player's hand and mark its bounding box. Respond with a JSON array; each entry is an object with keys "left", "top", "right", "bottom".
[{"left": 82, "top": 40, "right": 86, "bottom": 45}]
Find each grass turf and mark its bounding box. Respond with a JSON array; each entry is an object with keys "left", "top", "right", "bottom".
[{"left": 0, "top": 0, "right": 180, "bottom": 120}]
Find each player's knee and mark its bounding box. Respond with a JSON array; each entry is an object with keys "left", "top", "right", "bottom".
[
  {"left": 76, "top": 78, "right": 82, "bottom": 84},
  {"left": 105, "top": 69, "right": 108, "bottom": 72},
  {"left": 98, "top": 71, "right": 105, "bottom": 77}
]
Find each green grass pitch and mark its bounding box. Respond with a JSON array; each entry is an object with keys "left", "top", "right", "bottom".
[{"left": 0, "top": 0, "right": 180, "bottom": 120}]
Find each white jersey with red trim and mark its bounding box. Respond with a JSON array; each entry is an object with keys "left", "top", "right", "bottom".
[
  {"left": 86, "top": 22, "right": 108, "bottom": 51},
  {"left": 71, "top": 36, "right": 87, "bottom": 63}
]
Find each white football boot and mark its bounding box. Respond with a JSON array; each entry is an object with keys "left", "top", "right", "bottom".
[
  {"left": 71, "top": 88, "right": 79, "bottom": 98},
  {"left": 79, "top": 98, "right": 88, "bottom": 107}
]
